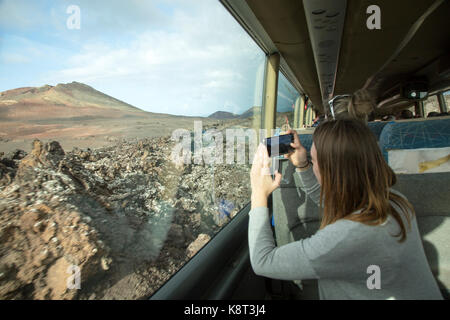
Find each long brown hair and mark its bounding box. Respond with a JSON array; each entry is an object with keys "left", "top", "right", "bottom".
[{"left": 313, "top": 119, "right": 414, "bottom": 242}]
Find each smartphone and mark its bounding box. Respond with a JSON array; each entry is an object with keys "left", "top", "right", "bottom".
[{"left": 263, "top": 133, "right": 294, "bottom": 157}]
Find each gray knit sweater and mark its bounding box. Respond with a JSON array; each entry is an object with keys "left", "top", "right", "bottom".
[{"left": 248, "top": 166, "right": 443, "bottom": 299}]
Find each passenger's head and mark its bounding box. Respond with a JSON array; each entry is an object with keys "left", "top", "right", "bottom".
[
  {"left": 428, "top": 111, "right": 440, "bottom": 118},
  {"left": 312, "top": 119, "right": 414, "bottom": 241},
  {"left": 332, "top": 89, "right": 376, "bottom": 122},
  {"left": 399, "top": 109, "right": 413, "bottom": 119},
  {"left": 381, "top": 114, "right": 395, "bottom": 121}
]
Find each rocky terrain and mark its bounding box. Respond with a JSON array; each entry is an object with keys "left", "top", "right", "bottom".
[{"left": 0, "top": 135, "right": 251, "bottom": 299}]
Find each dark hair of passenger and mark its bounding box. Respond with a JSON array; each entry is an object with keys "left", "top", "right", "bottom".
[
  {"left": 400, "top": 109, "right": 413, "bottom": 119},
  {"left": 382, "top": 114, "right": 395, "bottom": 121},
  {"left": 428, "top": 111, "right": 440, "bottom": 118},
  {"left": 313, "top": 119, "right": 415, "bottom": 242}
]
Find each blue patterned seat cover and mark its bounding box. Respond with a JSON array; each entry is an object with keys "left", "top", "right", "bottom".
[
  {"left": 368, "top": 121, "right": 389, "bottom": 140},
  {"left": 379, "top": 119, "right": 450, "bottom": 161},
  {"left": 298, "top": 134, "right": 313, "bottom": 152}
]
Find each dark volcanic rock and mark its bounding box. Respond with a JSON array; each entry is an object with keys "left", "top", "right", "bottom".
[
  {"left": 5, "top": 149, "right": 27, "bottom": 161},
  {"left": 15, "top": 140, "right": 65, "bottom": 183},
  {"left": 0, "top": 135, "right": 251, "bottom": 299}
]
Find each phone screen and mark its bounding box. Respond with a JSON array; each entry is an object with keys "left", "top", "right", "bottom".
[{"left": 263, "top": 133, "right": 294, "bottom": 157}]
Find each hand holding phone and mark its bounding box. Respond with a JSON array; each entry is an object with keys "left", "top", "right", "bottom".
[
  {"left": 263, "top": 133, "right": 294, "bottom": 157},
  {"left": 283, "top": 130, "right": 308, "bottom": 167}
]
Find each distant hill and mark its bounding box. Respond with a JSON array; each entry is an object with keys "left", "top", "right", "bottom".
[
  {"left": 239, "top": 106, "right": 261, "bottom": 118},
  {"left": 0, "top": 81, "right": 147, "bottom": 121},
  {"left": 207, "top": 111, "right": 239, "bottom": 119},
  {"left": 208, "top": 106, "right": 263, "bottom": 120}
]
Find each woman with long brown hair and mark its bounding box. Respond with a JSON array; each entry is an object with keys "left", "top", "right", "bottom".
[{"left": 249, "top": 118, "right": 442, "bottom": 299}]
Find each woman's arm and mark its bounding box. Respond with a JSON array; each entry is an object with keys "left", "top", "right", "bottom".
[
  {"left": 295, "top": 165, "right": 321, "bottom": 206},
  {"left": 283, "top": 130, "right": 321, "bottom": 206},
  {"left": 248, "top": 207, "right": 318, "bottom": 280}
]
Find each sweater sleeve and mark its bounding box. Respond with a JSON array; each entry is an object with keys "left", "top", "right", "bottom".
[
  {"left": 295, "top": 165, "right": 321, "bottom": 206},
  {"left": 248, "top": 206, "right": 319, "bottom": 280}
]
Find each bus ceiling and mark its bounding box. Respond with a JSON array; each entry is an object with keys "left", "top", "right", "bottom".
[{"left": 220, "top": 0, "right": 450, "bottom": 114}]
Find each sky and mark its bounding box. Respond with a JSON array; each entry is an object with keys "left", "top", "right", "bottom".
[{"left": 0, "top": 0, "right": 299, "bottom": 117}]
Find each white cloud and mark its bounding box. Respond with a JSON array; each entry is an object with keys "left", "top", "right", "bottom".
[
  {"left": 2, "top": 0, "right": 266, "bottom": 116},
  {"left": 0, "top": 52, "right": 30, "bottom": 64},
  {"left": 0, "top": 0, "right": 47, "bottom": 30},
  {"left": 0, "top": 0, "right": 169, "bottom": 33}
]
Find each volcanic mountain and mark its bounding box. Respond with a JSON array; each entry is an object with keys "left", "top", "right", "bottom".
[
  {"left": 0, "top": 81, "right": 147, "bottom": 121},
  {"left": 208, "top": 106, "right": 262, "bottom": 119},
  {"left": 207, "top": 111, "right": 239, "bottom": 119},
  {"left": 239, "top": 106, "right": 261, "bottom": 118},
  {"left": 0, "top": 82, "right": 219, "bottom": 152}
]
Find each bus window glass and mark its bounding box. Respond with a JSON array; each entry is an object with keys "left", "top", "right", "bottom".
[
  {"left": 276, "top": 72, "right": 300, "bottom": 131},
  {"left": 424, "top": 95, "right": 440, "bottom": 117},
  {"left": 0, "top": 0, "right": 265, "bottom": 299},
  {"left": 444, "top": 91, "right": 450, "bottom": 111}
]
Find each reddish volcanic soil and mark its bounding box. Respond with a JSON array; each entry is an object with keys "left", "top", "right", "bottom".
[
  {"left": 0, "top": 82, "right": 217, "bottom": 153},
  {"left": 0, "top": 101, "right": 142, "bottom": 121},
  {"left": 1, "top": 122, "right": 110, "bottom": 140}
]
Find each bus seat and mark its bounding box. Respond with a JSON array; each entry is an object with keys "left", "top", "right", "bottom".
[
  {"left": 379, "top": 118, "right": 450, "bottom": 298},
  {"left": 298, "top": 133, "right": 313, "bottom": 152},
  {"left": 271, "top": 133, "right": 315, "bottom": 247},
  {"left": 368, "top": 121, "right": 389, "bottom": 140},
  {"left": 379, "top": 118, "right": 450, "bottom": 161},
  {"left": 272, "top": 158, "right": 320, "bottom": 299},
  {"left": 394, "top": 173, "right": 450, "bottom": 299},
  {"left": 272, "top": 159, "right": 320, "bottom": 243}
]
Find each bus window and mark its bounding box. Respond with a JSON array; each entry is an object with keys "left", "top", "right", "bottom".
[
  {"left": 394, "top": 105, "right": 416, "bottom": 120},
  {"left": 0, "top": 0, "right": 265, "bottom": 299},
  {"left": 276, "top": 72, "right": 300, "bottom": 131},
  {"left": 424, "top": 95, "right": 440, "bottom": 117},
  {"left": 444, "top": 90, "right": 450, "bottom": 111}
]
